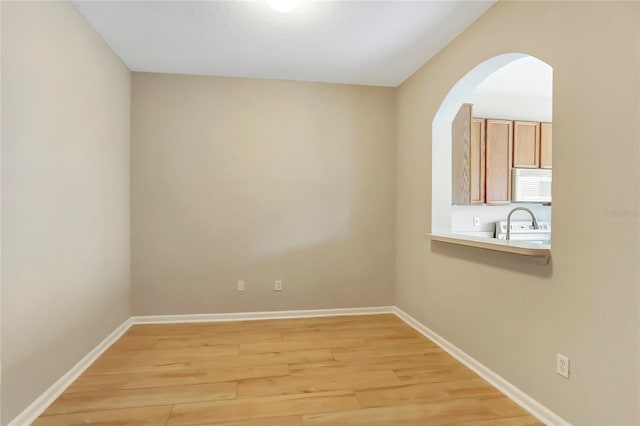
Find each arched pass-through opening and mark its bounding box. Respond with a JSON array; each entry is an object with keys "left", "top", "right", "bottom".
[{"left": 431, "top": 52, "right": 551, "bottom": 235}]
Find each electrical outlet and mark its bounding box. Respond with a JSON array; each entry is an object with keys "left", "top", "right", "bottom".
[
  {"left": 556, "top": 353, "right": 570, "bottom": 378},
  {"left": 473, "top": 217, "right": 480, "bottom": 227},
  {"left": 274, "top": 280, "right": 282, "bottom": 291},
  {"left": 237, "top": 280, "right": 245, "bottom": 292}
]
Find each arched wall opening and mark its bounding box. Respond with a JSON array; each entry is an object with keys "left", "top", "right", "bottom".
[{"left": 432, "top": 52, "right": 553, "bottom": 237}]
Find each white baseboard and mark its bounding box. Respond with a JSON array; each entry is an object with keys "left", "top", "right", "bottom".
[
  {"left": 131, "top": 306, "right": 395, "bottom": 324},
  {"left": 7, "top": 318, "right": 133, "bottom": 426},
  {"left": 392, "top": 307, "right": 570, "bottom": 426}
]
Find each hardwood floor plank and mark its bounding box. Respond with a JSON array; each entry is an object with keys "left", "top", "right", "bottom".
[
  {"left": 65, "top": 374, "right": 131, "bottom": 394},
  {"left": 445, "top": 379, "right": 504, "bottom": 401},
  {"left": 393, "top": 363, "right": 479, "bottom": 384},
  {"left": 363, "top": 336, "right": 430, "bottom": 347},
  {"left": 355, "top": 378, "right": 503, "bottom": 408},
  {"left": 302, "top": 399, "right": 500, "bottom": 426},
  {"left": 167, "top": 390, "right": 361, "bottom": 426},
  {"left": 190, "top": 349, "right": 334, "bottom": 370},
  {"left": 289, "top": 353, "right": 458, "bottom": 374},
  {"left": 111, "top": 344, "right": 240, "bottom": 359},
  {"left": 481, "top": 396, "right": 534, "bottom": 418},
  {"left": 289, "top": 361, "right": 388, "bottom": 377},
  {"left": 104, "top": 336, "right": 160, "bottom": 352},
  {"left": 32, "top": 405, "right": 172, "bottom": 426},
  {"left": 188, "top": 415, "right": 304, "bottom": 426},
  {"left": 43, "top": 382, "right": 237, "bottom": 415},
  {"left": 331, "top": 342, "right": 438, "bottom": 360},
  {"left": 155, "top": 331, "right": 283, "bottom": 347},
  {"left": 456, "top": 415, "right": 543, "bottom": 425},
  {"left": 83, "top": 354, "right": 192, "bottom": 375},
  {"left": 235, "top": 315, "right": 401, "bottom": 331},
  {"left": 237, "top": 370, "right": 399, "bottom": 398},
  {"left": 125, "top": 364, "right": 290, "bottom": 389},
  {"left": 281, "top": 328, "right": 414, "bottom": 341},
  {"left": 239, "top": 338, "right": 367, "bottom": 354}
]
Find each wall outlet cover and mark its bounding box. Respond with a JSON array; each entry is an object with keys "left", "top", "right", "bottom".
[
  {"left": 556, "top": 353, "right": 569, "bottom": 379},
  {"left": 237, "top": 280, "right": 245, "bottom": 292},
  {"left": 274, "top": 280, "right": 282, "bottom": 291}
]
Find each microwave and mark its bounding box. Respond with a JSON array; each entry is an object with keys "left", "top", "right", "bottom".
[{"left": 512, "top": 168, "right": 552, "bottom": 203}]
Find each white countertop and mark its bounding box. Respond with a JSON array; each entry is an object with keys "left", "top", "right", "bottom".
[{"left": 426, "top": 233, "right": 550, "bottom": 263}]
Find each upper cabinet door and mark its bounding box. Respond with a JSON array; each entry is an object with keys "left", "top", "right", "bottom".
[
  {"left": 485, "top": 119, "right": 513, "bottom": 204},
  {"left": 470, "top": 118, "right": 486, "bottom": 204},
  {"left": 451, "top": 104, "right": 473, "bottom": 205},
  {"left": 513, "top": 121, "right": 540, "bottom": 168},
  {"left": 540, "top": 122, "right": 552, "bottom": 169}
]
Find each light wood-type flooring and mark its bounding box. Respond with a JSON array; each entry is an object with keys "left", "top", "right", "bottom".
[{"left": 34, "top": 314, "right": 542, "bottom": 426}]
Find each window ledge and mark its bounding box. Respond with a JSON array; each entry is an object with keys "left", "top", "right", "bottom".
[{"left": 426, "top": 233, "right": 550, "bottom": 264}]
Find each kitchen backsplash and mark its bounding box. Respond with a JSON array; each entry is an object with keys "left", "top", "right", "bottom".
[{"left": 451, "top": 204, "right": 551, "bottom": 237}]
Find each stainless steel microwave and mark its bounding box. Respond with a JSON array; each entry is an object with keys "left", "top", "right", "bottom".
[{"left": 512, "top": 168, "right": 552, "bottom": 203}]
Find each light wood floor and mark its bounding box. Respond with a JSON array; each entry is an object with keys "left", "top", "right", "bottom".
[{"left": 34, "top": 314, "right": 542, "bottom": 426}]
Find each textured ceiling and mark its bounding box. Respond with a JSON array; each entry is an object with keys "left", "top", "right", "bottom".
[{"left": 71, "top": 1, "right": 495, "bottom": 87}]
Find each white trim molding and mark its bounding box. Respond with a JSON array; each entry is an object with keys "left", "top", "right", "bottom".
[
  {"left": 393, "top": 307, "right": 570, "bottom": 426},
  {"left": 7, "top": 318, "right": 134, "bottom": 426},
  {"left": 132, "top": 306, "right": 395, "bottom": 324}
]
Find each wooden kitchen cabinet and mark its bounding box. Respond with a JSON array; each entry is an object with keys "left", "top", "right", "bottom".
[
  {"left": 485, "top": 119, "right": 513, "bottom": 204},
  {"left": 453, "top": 104, "right": 550, "bottom": 205},
  {"left": 470, "top": 118, "right": 486, "bottom": 203},
  {"left": 513, "top": 121, "right": 540, "bottom": 168},
  {"left": 540, "top": 122, "right": 552, "bottom": 168},
  {"left": 452, "top": 104, "right": 485, "bottom": 205}
]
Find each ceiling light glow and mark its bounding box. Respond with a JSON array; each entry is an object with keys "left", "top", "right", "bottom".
[{"left": 267, "top": 0, "right": 299, "bottom": 13}]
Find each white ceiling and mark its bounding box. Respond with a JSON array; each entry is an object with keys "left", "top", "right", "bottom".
[
  {"left": 465, "top": 56, "right": 553, "bottom": 121},
  {"left": 71, "top": 0, "right": 495, "bottom": 87},
  {"left": 470, "top": 56, "right": 553, "bottom": 99}
]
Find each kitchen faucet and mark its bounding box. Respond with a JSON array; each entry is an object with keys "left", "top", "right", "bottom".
[{"left": 506, "top": 207, "right": 540, "bottom": 240}]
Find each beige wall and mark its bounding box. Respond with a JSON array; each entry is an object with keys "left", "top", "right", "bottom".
[
  {"left": 2, "top": 1, "right": 638, "bottom": 424},
  {"left": 396, "top": 1, "right": 639, "bottom": 425},
  {"left": 131, "top": 73, "right": 396, "bottom": 315},
  {"left": 1, "top": 1, "right": 131, "bottom": 423}
]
